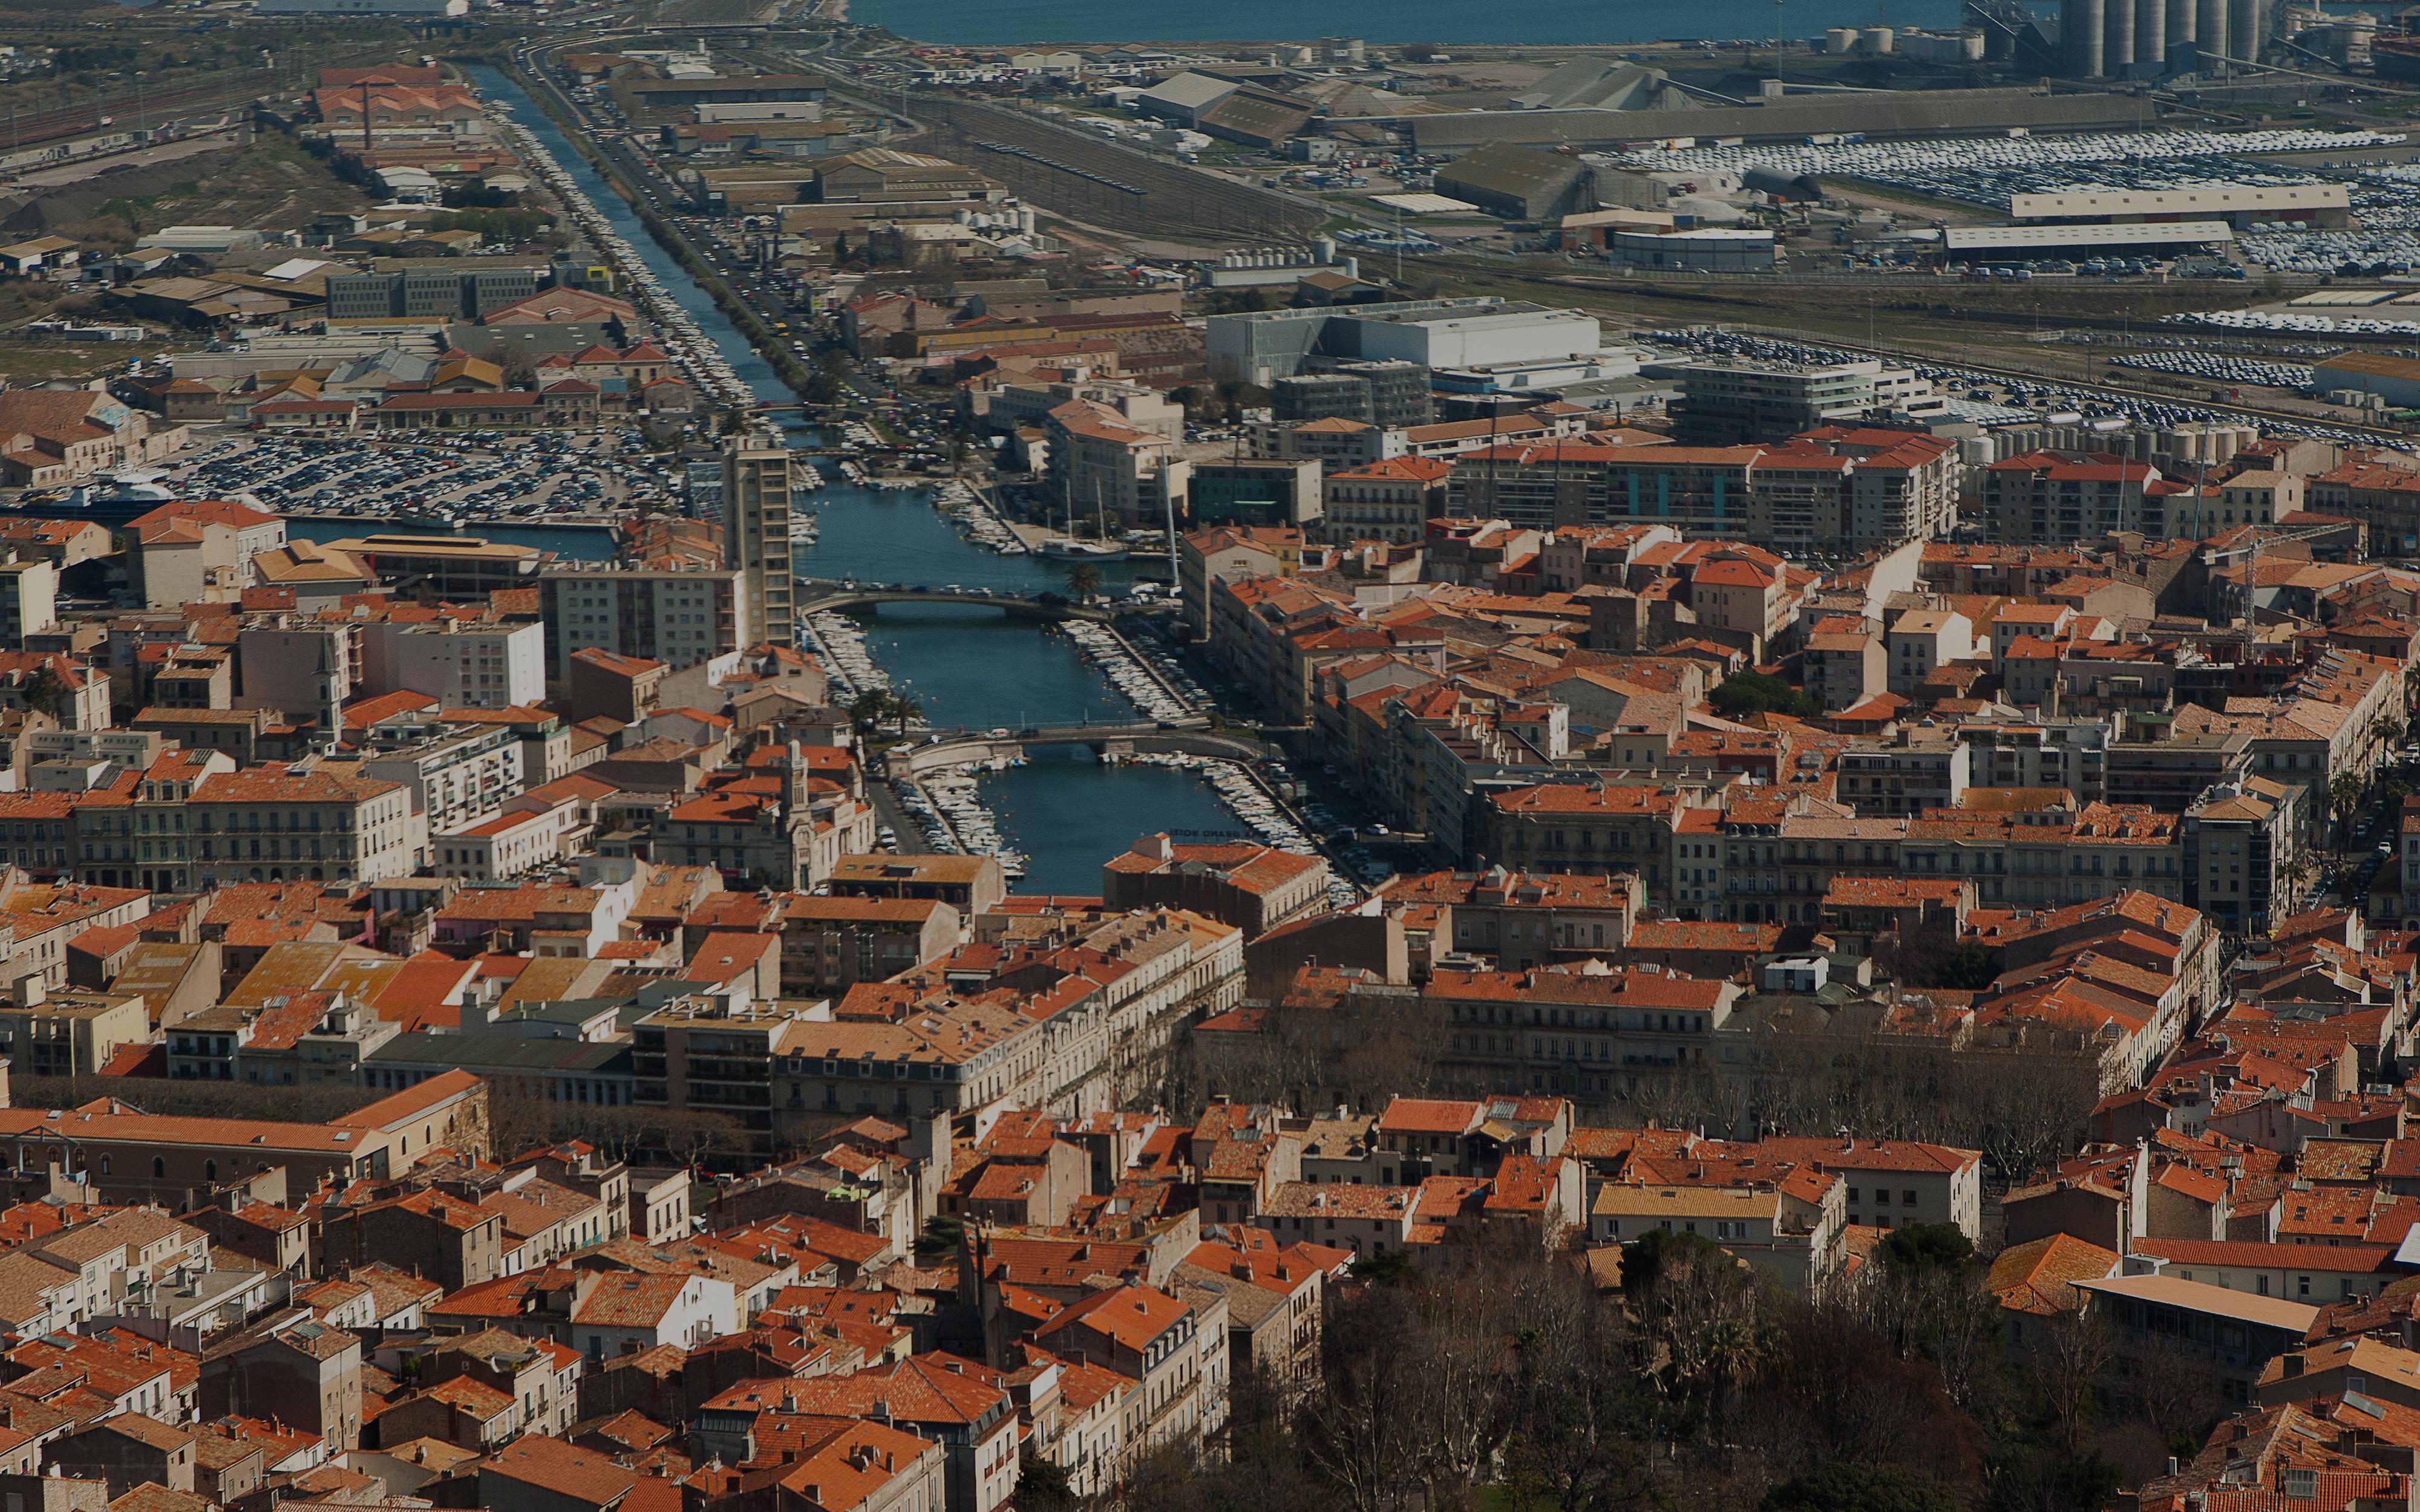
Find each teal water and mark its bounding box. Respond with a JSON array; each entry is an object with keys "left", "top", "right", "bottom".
[
  {"left": 848, "top": 0, "right": 1967, "bottom": 45},
  {"left": 471, "top": 63, "right": 1245, "bottom": 893}
]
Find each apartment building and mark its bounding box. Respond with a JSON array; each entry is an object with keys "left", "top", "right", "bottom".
[
  {"left": 1320, "top": 455, "right": 1449, "bottom": 544},
  {"left": 188, "top": 761, "right": 419, "bottom": 888},
  {"left": 1899, "top": 801, "right": 2186, "bottom": 909},
  {"left": 777, "top": 896, "right": 962, "bottom": 996},
  {"left": 1670, "top": 357, "right": 1890, "bottom": 444},
  {"left": 360, "top": 619, "right": 546, "bottom": 711},
  {"left": 1425, "top": 964, "right": 1744, "bottom": 1101},
  {"left": 721, "top": 437, "right": 796, "bottom": 650},
  {"left": 335, "top": 719, "right": 525, "bottom": 857},
  {"left": 538, "top": 565, "right": 749, "bottom": 678},
  {"left": 1483, "top": 783, "right": 1687, "bottom": 900},
  {"left": 1984, "top": 451, "right": 2185, "bottom": 544},
  {"left": 1837, "top": 732, "right": 1971, "bottom": 818},
  {"left": 632, "top": 998, "right": 825, "bottom": 1163},
  {"left": 71, "top": 748, "right": 237, "bottom": 894}
]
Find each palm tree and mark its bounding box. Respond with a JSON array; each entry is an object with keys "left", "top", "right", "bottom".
[
  {"left": 2331, "top": 771, "right": 2366, "bottom": 856},
  {"left": 1065, "top": 562, "right": 1100, "bottom": 604},
  {"left": 886, "top": 691, "right": 924, "bottom": 737},
  {"left": 846, "top": 687, "right": 889, "bottom": 731}
]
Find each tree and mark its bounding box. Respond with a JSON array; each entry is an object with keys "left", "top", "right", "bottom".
[
  {"left": 2331, "top": 771, "right": 2366, "bottom": 855},
  {"left": 1712, "top": 671, "right": 1817, "bottom": 720},
  {"left": 1065, "top": 562, "right": 1100, "bottom": 602},
  {"left": 1401, "top": 41, "right": 1444, "bottom": 60},
  {"left": 1763, "top": 1464, "right": 1961, "bottom": 1512},
  {"left": 1937, "top": 942, "right": 2001, "bottom": 990},
  {"left": 886, "top": 691, "right": 924, "bottom": 736},
  {"left": 846, "top": 686, "right": 891, "bottom": 731},
  {"left": 1868, "top": 1225, "right": 2005, "bottom": 1415},
  {"left": 1621, "top": 1229, "right": 1774, "bottom": 1438},
  {"left": 1015, "top": 1449, "right": 1076, "bottom": 1512},
  {"left": 914, "top": 1213, "right": 963, "bottom": 1260},
  {"left": 1299, "top": 1284, "right": 1423, "bottom": 1512},
  {"left": 1503, "top": 1261, "right": 1656, "bottom": 1512},
  {"left": 19, "top": 659, "right": 70, "bottom": 721}
]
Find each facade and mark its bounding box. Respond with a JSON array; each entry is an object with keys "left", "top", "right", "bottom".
[
  {"left": 188, "top": 762, "right": 419, "bottom": 887},
  {"left": 777, "top": 896, "right": 961, "bottom": 996},
  {"left": 322, "top": 267, "right": 545, "bottom": 321},
  {"left": 1322, "top": 456, "right": 1450, "bottom": 544},
  {"left": 722, "top": 438, "right": 796, "bottom": 651},
  {"left": 361, "top": 620, "right": 546, "bottom": 712},
  {"left": 1984, "top": 451, "right": 2177, "bottom": 544},
  {"left": 540, "top": 567, "right": 748, "bottom": 679},
  {"left": 1671, "top": 359, "right": 1886, "bottom": 445}
]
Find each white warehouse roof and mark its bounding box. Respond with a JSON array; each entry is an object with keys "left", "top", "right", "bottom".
[
  {"left": 1944, "top": 220, "right": 2235, "bottom": 252},
  {"left": 2010, "top": 184, "right": 2349, "bottom": 220}
]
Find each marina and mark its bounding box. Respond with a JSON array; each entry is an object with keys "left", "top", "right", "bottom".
[{"left": 474, "top": 64, "right": 1307, "bottom": 889}]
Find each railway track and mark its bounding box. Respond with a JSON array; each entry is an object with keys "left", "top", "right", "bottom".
[{"left": 758, "top": 47, "right": 1322, "bottom": 246}]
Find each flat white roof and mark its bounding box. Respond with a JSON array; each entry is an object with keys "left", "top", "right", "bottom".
[
  {"left": 2012, "top": 183, "right": 2350, "bottom": 220},
  {"left": 1944, "top": 220, "right": 2235, "bottom": 252},
  {"left": 1373, "top": 192, "right": 1480, "bottom": 215},
  {"left": 1611, "top": 227, "right": 1774, "bottom": 243}
]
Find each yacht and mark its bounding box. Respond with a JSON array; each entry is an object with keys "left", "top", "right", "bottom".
[{"left": 1040, "top": 538, "right": 1130, "bottom": 561}]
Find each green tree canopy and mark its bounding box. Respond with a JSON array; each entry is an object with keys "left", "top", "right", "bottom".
[
  {"left": 1712, "top": 671, "right": 1817, "bottom": 720},
  {"left": 1880, "top": 1224, "right": 1978, "bottom": 1277},
  {"left": 1762, "top": 1463, "right": 1961, "bottom": 1512}
]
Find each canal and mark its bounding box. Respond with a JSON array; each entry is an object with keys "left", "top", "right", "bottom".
[{"left": 469, "top": 64, "right": 1247, "bottom": 893}]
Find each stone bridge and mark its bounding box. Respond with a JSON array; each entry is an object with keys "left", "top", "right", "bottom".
[
  {"left": 797, "top": 578, "right": 1110, "bottom": 623},
  {"left": 884, "top": 721, "right": 1269, "bottom": 779}
]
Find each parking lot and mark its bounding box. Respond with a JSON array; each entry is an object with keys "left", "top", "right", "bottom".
[
  {"left": 155, "top": 431, "right": 687, "bottom": 523},
  {"left": 1645, "top": 325, "right": 2412, "bottom": 451}
]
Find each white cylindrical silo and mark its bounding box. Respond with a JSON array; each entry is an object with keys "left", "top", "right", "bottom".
[
  {"left": 2105, "top": 0, "right": 2136, "bottom": 70},
  {"left": 2068, "top": 0, "right": 2108, "bottom": 74},
  {"left": 1826, "top": 26, "right": 1857, "bottom": 51},
  {"left": 2136, "top": 0, "right": 2165, "bottom": 65},
  {"left": 1861, "top": 25, "right": 1895, "bottom": 50}
]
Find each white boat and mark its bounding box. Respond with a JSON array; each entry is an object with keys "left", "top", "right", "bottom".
[{"left": 1041, "top": 538, "right": 1131, "bottom": 561}]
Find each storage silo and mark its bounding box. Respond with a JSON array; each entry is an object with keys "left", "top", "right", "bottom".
[
  {"left": 2067, "top": 0, "right": 2108, "bottom": 73},
  {"left": 2135, "top": 0, "right": 2165, "bottom": 65},
  {"left": 2228, "top": 0, "right": 2260, "bottom": 59},
  {"left": 1860, "top": 25, "right": 1895, "bottom": 50},
  {"left": 1825, "top": 25, "right": 1857, "bottom": 50},
  {"left": 2105, "top": 0, "right": 2136, "bottom": 70},
  {"left": 2196, "top": 0, "right": 2226, "bottom": 64},
  {"left": 2167, "top": 0, "right": 2195, "bottom": 51}
]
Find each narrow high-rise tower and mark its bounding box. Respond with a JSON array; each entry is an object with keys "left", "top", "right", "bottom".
[{"left": 722, "top": 432, "right": 795, "bottom": 649}]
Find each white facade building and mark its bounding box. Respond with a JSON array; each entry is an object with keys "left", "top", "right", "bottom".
[{"left": 361, "top": 620, "right": 546, "bottom": 711}]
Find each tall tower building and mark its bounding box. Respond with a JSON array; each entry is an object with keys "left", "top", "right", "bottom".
[{"left": 721, "top": 434, "right": 796, "bottom": 649}]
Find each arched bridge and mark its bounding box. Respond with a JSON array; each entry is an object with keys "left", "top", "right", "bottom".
[
  {"left": 798, "top": 578, "right": 1111, "bottom": 623},
  {"left": 885, "top": 722, "right": 1269, "bottom": 778}
]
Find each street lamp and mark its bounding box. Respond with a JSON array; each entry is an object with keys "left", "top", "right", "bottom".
[{"left": 133, "top": 71, "right": 148, "bottom": 140}]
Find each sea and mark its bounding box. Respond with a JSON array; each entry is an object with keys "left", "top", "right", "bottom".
[{"left": 848, "top": 0, "right": 1974, "bottom": 47}]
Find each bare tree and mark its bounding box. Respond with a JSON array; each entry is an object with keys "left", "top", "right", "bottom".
[
  {"left": 2031, "top": 1308, "right": 2119, "bottom": 1459},
  {"left": 1298, "top": 1285, "right": 1423, "bottom": 1512}
]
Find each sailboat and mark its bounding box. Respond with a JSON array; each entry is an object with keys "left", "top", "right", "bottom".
[{"left": 1044, "top": 474, "right": 1129, "bottom": 559}]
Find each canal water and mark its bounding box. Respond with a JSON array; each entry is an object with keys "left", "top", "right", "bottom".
[{"left": 470, "top": 65, "right": 1246, "bottom": 894}]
